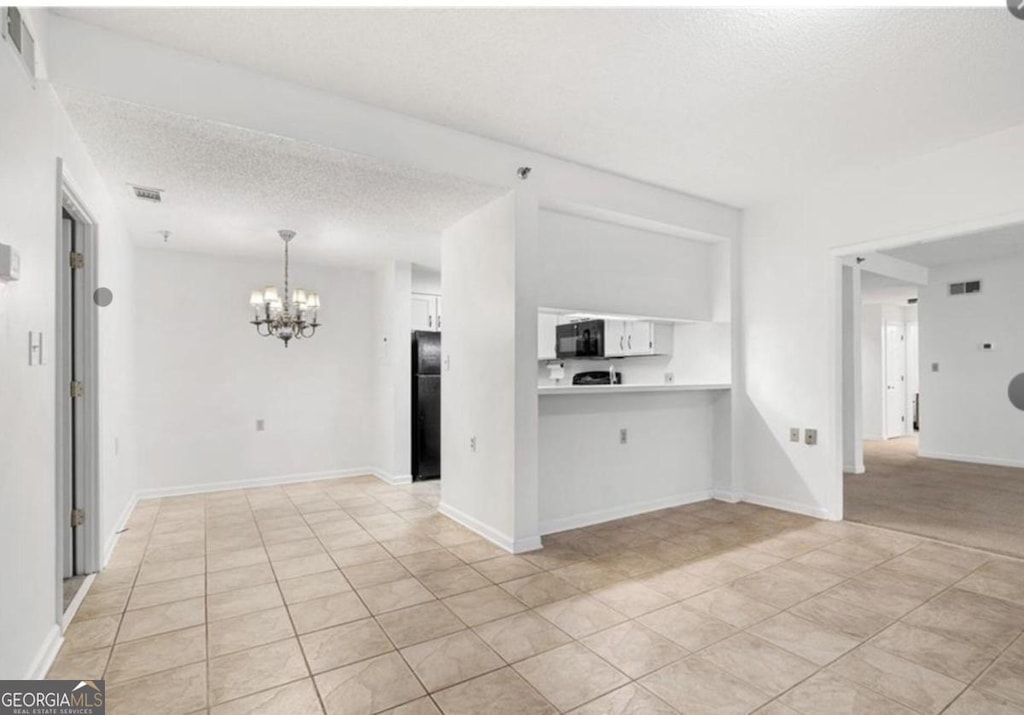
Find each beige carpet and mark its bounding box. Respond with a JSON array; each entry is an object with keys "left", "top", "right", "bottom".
[{"left": 845, "top": 436, "right": 1024, "bottom": 558}]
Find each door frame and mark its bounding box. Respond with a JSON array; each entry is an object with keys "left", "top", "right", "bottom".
[{"left": 54, "top": 161, "right": 101, "bottom": 621}]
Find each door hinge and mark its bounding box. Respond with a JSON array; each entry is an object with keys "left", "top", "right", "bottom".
[
  {"left": 70, "top": 509, "right": 85, "bottom": 528},
  {"left": 69, "top": 251, "right": 84, "bottom": 270},
  {"left": 70, "top": 380, "right": 84, "bottom": 398}
]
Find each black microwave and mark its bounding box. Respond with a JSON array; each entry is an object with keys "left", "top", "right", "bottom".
[{"left": 556, "top": 319, "right": 606, "bottom": 358}]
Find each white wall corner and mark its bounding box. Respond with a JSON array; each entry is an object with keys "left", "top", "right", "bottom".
[
  {"left": 438, "top": 501, "right": 517, "bottom": 554},
  {"left": 373, "top": 470, "right": 413, "bottom": 486},
  {"left": 739, "top": 492, "right": 834, "bottom": 520}
]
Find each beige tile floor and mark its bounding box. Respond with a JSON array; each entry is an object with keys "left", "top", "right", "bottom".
[{"left": 47, "top": 475, "right": 1024, "bottom": 714}]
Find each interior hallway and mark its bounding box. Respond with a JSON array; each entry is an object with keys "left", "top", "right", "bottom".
[
  {"left": 846, "top": 436, "right": 1024, "bottom": 559},
  {"left": 47, "top": 474, "right": 1024, "bottom": 714}
]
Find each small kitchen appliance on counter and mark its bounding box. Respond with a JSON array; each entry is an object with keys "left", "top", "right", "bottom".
[{"left": 573, "top": 370, "right": 622, "bottom": 386}]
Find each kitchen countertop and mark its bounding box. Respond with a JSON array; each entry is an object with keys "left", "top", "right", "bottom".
[{"left": 537, "top": 383, "right": 731, "bottom": 395}]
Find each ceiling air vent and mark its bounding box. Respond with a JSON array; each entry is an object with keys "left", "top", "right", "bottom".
[
  {"left": 3, "top": 7, "right": 37, "bottom": 79},
  {"left": 130, "top": 185, "right": 163, "bottom": 203},
  {"left": 949, "top": 280, "right": 981, "bottom": 296}
]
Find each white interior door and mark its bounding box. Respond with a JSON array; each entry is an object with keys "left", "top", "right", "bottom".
[
  {"left": 884, "top": 322, "right": 907, "bottom": 438},
  {"left": 906, "top": 322, "right": 920, "bottom": 431}
]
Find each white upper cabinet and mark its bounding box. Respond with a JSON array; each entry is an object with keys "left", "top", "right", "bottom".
[
  {"left": 604, "top": 320, "right": 628, "bottom": 357},
  {"left": 412, "top": 292, "right": 442, "bottom": 332}
]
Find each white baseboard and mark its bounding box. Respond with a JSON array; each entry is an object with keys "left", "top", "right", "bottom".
[
  {"left": 26, "top": 624, "right": 62, "bottom": 680},
  {"left": 374, "top": 471, "right": 413, "bottom": 486},
  {"left": 62, "top": 573, "right": 96, "bottom": 631},
  {"left": 843, "top": 464, "right": 866, "bottom": 475},
  {"left": 712, "top": 490, "right": 740, "bottom": 503},
  {"left": 918, "top": 450, "right": 1024, "bottom": 470},
  {"left": 438, "top": 501, "right": 533, "bottom": 554},
  {"left": 134, "top": 467, "right": 382, "bottom": 501},
  {"left": 740, "top": 492, "right": 834, "bottom": 520},
  {"left": 538, "top": 490, "right": 713, "bottom": 536},
  {"left": 103, "top": 493, "right": 138, "bottom": 568}
]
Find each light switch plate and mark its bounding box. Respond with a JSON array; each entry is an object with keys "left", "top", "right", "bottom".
[
  {"left": 805, "top": 428, "right": 818, "bottom": 446},
  {"left": 789, "top": 428, "right": 800, "bottom": 443}
]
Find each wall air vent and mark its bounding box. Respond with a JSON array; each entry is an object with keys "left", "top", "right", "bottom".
[
  {"left": 130, "top": 185, "right": 163, "bottom": 203},
  {"left": 2, "top": 7, "right": 36, "bottom": 79},
  {"left": 907, "top": 298, "right": 918, "bottom": 305},
  {"left": 948, "top": 280, "right": 981, "bottom": 296}
]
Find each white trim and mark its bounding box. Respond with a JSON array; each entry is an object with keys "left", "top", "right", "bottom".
[
  {"left": 917, "top": 450, "right": 1024, "bottom": 470},
  {"left": 134, "top": 467, "right": 384, "bottom": 500},
  {"left": 843, "top": 465, "right": 866, "bottom": 475},
  {"left": 54, "top": 165, "right": 103, "bottom": 622},
  {"left": 374, "top": 471, "right": 413, "bottom": 486},
  {"left": 61, "top": 573, "right": 96, "bottom": 631},
  {"left": 25, "top": 625, "right": 62, "bottom": 680},
  {"left": 712, "top": 490, "right": 740, "bottom": 503},
  {"left": 539, "top": 490, "right": 713, "bottom": 535},
  {"left": 438, "top": 501, "right": 518, "bottom": 554},
  {"left": 103, "top": 493, "right": 138, "bottom": 568},
  {"left": 740, "top": 492, "right": 835, "bottom": 521}
]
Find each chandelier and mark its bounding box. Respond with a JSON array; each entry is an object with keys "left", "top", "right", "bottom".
[{"left": 249, "top": 229, "right": 321, "bottom": 347}]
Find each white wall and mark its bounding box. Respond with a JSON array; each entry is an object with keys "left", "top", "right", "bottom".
[
  {"left": 739, "top": 121, "right": 1024, "bottom": 520},
  {"left": 0, "top": 13, "right": 136, "bottom": 678},
  {"left": 538, "top": 391, "right": 721, "bottom": 533},
  {"left": 440, "top": 193, "right": 518, "bottom": 545},
  {"left": 371, "top": 261, "right": 412, "bottom": 480},
  {"left": 918, "top": 254, "right": 1024, "bottom": 467},
  {"left": 538, "top": 209, "right": 715, "bottom": 321},
  {"left": 134, "top": 248, "right": 378, "bottom": 493},
  {"left": 411, "top": 265, "right": 441, "bottom": 295}
]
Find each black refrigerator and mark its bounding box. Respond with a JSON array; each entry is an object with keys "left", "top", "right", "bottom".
[{"left": 411, "top": 331, "right": 441, "bottom": 481}]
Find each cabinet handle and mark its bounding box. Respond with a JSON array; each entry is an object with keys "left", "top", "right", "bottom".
[
  {"left": 428, "top": 315, "right": 432, "bottom": 328},
  {"left": 619, "top": 336, "right": 624, "bottom": 350},
  {"left": 628, "top": 335, "right": 632, "bottom": 350}
]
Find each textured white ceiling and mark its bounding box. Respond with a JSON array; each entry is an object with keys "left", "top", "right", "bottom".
[
  {"left": 55, "top": 8, "right": 1024, "bottom": 206},
  {"left": 883, "top": 224, "right": 1024, "bottom": 268},
  {"left": 57, "top": 87, "right": 503, "bottom": 267}
]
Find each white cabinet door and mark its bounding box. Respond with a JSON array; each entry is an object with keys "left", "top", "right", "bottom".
[
  {"left": 604, "top": 320, "right": 628, "bottom": 357},
  {"left": 538, "top": 313, "right": 558, "bottom": 361},
  {"left": 627, "top": 321, "right": 653, "bottom": 355},
  {"left": 411, "top": 293, "right": 438, "bottom": 331}
]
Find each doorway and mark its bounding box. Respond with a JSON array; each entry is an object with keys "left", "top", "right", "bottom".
[
  {"left": 56, "top": 174, "right": 101, "bottom": 618},
  {"left": 883, "top": 321, "right": 908, "bottom": 438}
]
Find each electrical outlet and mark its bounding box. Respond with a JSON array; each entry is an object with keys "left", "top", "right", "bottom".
[
  {"left": 790, "top": 428, "right": 800, "bottom": 443},
  {"left": 931, "top": 363, "right": 939, "bottom": 373},
  {"left": 664, "top": 372, "right": 675, "bottom": 384},
  {"left": 619, "top": 428, "right": 628, "bottom": 445},
  {"left": 256, "top": 419, "right": 265, "bottom": 432},
  {"left": 469, "top": 436, "right": 477, "bottom": 453},
  {"left": 805, "top": 428, "right": 818, "bottom": 446}
]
